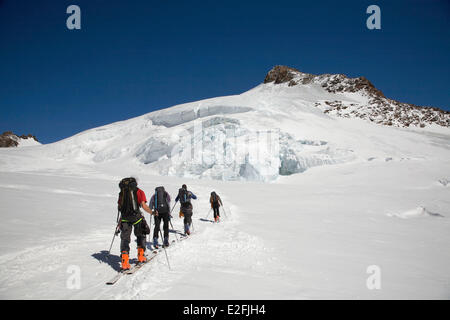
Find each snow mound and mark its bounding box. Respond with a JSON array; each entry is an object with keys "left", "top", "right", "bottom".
[
  {"left": 387, "top": 206, "right": 444, "bottom": 219},
  {"left": 278, "top": 133, "right": 355, "bottom": 175},
  {"left": 17, "top": 137, "right": 41, "bottom": 147}
]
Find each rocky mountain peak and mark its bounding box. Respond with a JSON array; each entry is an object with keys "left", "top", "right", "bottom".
[
  {"left": 0, "top": 131, "right": 39, "bottom": 148},
  {"left": 263, "top": 65, "right": 310, "bottom": 86},
  {"left": 263, "top": 65, "right": 449, "bottom": 128}
]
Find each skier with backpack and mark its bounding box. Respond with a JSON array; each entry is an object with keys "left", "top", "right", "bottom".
[
  {"left": 209, "top": 191, "right": 223, "bottom": 222},
  {"left": 149, "top": 186, "right": 172, "bottom": 248},
  {"left": 175, "top": 184, "right": 197, "bottom": 235},
  {"left": 117, "top": 177, "right": 152, "bottom": 271}
]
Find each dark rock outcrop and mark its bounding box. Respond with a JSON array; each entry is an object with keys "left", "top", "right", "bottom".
[
  {"left": 264, "top": 65, "right": 301, "bottom": 85},
  {"left": 0, "top": 131, "right": 39, "bottom": 148}
]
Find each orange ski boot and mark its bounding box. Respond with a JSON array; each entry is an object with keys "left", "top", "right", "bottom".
[
  {"left": 121, "top": 251, "right": 131, "bottom": 271},
  {"left": 137, "top": 247, "right": 147, "bottom": 263}
]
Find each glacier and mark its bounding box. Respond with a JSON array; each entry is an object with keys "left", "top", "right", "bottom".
[{"left": 18, "top": 80, "right": 437, "bottom": 182}]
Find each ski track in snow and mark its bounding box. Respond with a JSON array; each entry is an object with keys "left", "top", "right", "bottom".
[
  {"left": 0, "top": 178, "right": 283, "bottom": 299},
  {"left": 387, "top": 206, "right": 445, "bottom": 219},
  {"left": 116, "top": 198, "right": 284, "bottom": 300},
  {"left": 0, "top": 231, "right": 110, "bottom": 299}
]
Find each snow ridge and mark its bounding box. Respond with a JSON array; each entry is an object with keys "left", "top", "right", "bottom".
[{"left": 264, "top": 65, "right": 450, "bottom": 128}]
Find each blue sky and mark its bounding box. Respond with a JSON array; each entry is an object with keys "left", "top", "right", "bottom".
[{"left": 0, "top": 0, "right": 449, "bottom": 143}]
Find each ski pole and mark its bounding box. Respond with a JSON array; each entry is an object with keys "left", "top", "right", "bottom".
[
  {"left": 221, "top": 205, "right": 228, "bottom": 218},
  {"left": 205, "top": 208, "right": 212, "bottom": 219},
  {"left": 148, "top": 214, "right": 152, "bottom": 243},
  {"left": 107, "top": 225, "right": 119, "bottom": 254},
  {"left": 108, "top": 210, "right": 121, "bottom": 254},
  {"left": 170, "top": 201, "right": 178, "bottom": 214},
  {"left": 168, "top": 202, "right": 180, "bottom": 241},
  {"left": 169, "top": 218, "right": 179, "bottom": 242},
  {"left": 159, "top": 230, "right": 171, "bottom": 270}
]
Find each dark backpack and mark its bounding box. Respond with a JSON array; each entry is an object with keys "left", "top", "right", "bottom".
[
  {"left": 211, "top": 192, "right": 219, "bottom": 207},
  {"left": 154, "top": 186, "right": 169, "bottom": 214},
  {"left": 178, "top": 188, "right": 190, "bottom": 205},
  {"left": 118, "top": 177, "right": 140, "bottom": 219}
]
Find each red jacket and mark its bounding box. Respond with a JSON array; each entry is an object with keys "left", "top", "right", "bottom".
[{"left": 118, "top": 188, "right": 147, "bottom": 207}]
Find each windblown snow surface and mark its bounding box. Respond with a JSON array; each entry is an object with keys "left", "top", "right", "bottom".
[{"left": 0, "top": 82, "right": 449, "bottom": 299}]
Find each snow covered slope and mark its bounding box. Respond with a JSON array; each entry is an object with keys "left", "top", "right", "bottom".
[
  {"left": 0, "top": 66, "right": 449, "bottom": 299},
  {"left": 3, "top": 66, "right": 449, "bottom": 182}
]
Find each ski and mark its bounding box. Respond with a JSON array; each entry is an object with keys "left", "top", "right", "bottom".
[
  {"left": 106, "top": 234, "right": 193, "bottom": 284},
  {"left": 124, "top": 250, "right": 158, "bottom": 275},
  {"left": 153, "top": 239, "right": 176, "bottom": 251},
  {"left": 152, "top": 235, "right": 191, "bottom": 253},
  {"left": 106, "top": 272, "right": 124, "bottom": 285},
  {"left": 180, "top": 233, "right": 194, "bottom": 240},
  {"left": 105, "top": 250, "right": 158, "bottom": 285}
]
